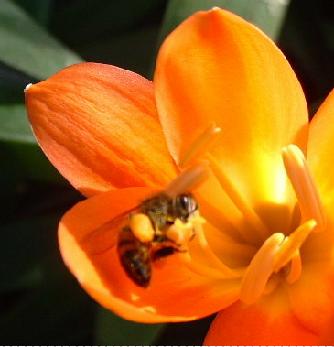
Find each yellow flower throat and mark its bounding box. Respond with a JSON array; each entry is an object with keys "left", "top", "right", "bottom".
[{"left": 168, "top": 126, "right": 325, "bottom": 306}]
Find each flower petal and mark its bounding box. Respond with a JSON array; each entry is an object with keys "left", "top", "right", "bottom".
[
  {"left": 59, "top": 188, "right": 241, "bottom": 323},
  {"left": 308, "top": 89, "right": 334, "bottom": 206},
  {"left": 204, "top": 291, "right": 318, "bottom": 345},
  {"left": 288, "top": 262, "right": 334, "bottom": 335},
  {"left": 26, "top": 62, "right": 177, "bottom": 196},
  {"left": 155, "top": 8, "right": 308, "bottom": 203}
]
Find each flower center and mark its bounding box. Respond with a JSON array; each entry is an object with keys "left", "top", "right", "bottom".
[
  {"left": 167, "top": 132, "right": 325, "bottom": 305},
  {"left": 239, "top": 144, "right": 325, "bottom": 304}
]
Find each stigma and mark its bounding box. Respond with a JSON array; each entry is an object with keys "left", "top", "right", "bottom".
[{"left": 240, "top": 144, "right": 325, "bottom": 304}]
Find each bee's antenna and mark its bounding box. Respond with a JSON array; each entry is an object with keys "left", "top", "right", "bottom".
[{"left": 165, "top": 163, "right": 209, "bottom": 197}]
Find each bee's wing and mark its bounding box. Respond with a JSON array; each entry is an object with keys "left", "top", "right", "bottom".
[{"left": 79, "top": 208, "right": 138, "bottom": 255}]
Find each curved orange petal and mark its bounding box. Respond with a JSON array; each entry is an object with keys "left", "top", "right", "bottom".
[
  {"left": 297, "top": 216, "right": 334, "bottom": 335},
  {"left": 204, "top": 292, "right": 319, "bottom": 345},
  {"left": 308, "top": 88, "right": 334, "bottom": 206},
  {"left": 155, "top": 8, "right": 308, "bottom": 204},
  {"left": 59, "top": 187, "right": 241, "bottom": 323},
  {"left": 288, "top": 259, "right": 334, "bottom": 335},
  {"left": 26, "top": 62, "right": 177, "bottom": 196}
]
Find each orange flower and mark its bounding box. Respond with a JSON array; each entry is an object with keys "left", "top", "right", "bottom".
[{"left": 25, "top": 8, "right": 334, "bottom": 345}]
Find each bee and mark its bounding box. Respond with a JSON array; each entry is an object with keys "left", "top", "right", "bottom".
[
  {"left": 117, "top": 192, "right": 199, "bottom": 287},
  {"left": 81, "top": 192, "right": 199, "bottom": 287},
  {"left": 81, "top": 165, "right": 207, "bottom": 287}
]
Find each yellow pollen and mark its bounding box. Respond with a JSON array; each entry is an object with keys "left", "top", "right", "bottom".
[
  {"left": 178, "top": 123, "right": 221, "bottom": 168},
  {"left": 129, "top": 213, "right": 155, "bottom": 243},
  {"left": 282, "top": 144, "right": 325, "bottom": 231}
]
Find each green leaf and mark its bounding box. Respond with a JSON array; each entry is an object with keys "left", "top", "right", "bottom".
[
  {"left": 159, "top": 0, "right": 291, "bottom": 42},
  {"left": 0, "top": 253, "right": 95, "bottom": 344},
  {"left": 0, "top": 141, "right": 65, "bottom": 182},
  {"left": 0, "top": 104, "right": 35, "bottom": 144},
  {"left": 278, "top": 0, "right": 334, "bottom": 104},
  {"left": 94, "top": 308, "right": 164, "bottom": 345},
  {"left": 51, "top": 0, "right": 166, "bottom": 45},
  {"left": 0, "top": 0, "right": 82, "bottom": 80},
  {"left": 13, "top": 0, "right": 52, "bottom": 26},
  {"left": 0, "top": 104, "right": 64, "bottom": 182},
  {"left": 0, "top": 216, "right": 57, "bottom": 291}
]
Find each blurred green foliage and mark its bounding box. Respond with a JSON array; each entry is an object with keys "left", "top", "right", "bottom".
[{"left": 0, "top": 0, "right": 333, "bottom": 344}]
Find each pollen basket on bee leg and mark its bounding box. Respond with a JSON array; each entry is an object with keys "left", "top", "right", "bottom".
[{"left": 129, "top": 213, "right": 155, "bottom": 243}]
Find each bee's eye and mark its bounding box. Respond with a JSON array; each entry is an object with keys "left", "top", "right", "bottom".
[
  {"left": 175, "top": 194, "right": 198, "bottom": 218},
  {"left": 178, "top": 195, "right": 190, "bottom": 210}
]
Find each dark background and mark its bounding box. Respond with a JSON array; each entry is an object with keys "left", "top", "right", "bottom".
[{"left": 0, "top": 0, "right": 333, "bottom": 344}]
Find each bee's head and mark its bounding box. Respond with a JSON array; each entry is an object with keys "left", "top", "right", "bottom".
[{"left": 174, "top": 193, "right": 198, "bottom": 222}]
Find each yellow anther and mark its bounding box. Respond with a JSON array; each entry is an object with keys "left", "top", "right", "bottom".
[
  {"left": 282, "top": 144, "right": 325, "bottom": 230},
  {"left": 274, "top": 219, "right": 317, "bottom": 272},
  {"left": 129, "top": 213, "right": 155, "bottom": 243},
  {"left": 179, "top": 123, "right": 221, "bottom": 168},
  {"left": 165, "top": 163, "right": 209, "bottom": 197},
  {"left": 240, "top": 233, "right": 285, "bottom": 305}
]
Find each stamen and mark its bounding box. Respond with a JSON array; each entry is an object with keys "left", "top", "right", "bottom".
[
  {"left": 208, "top": 154, "right": 269, "bottom": 243},
  {"left": 195, "top": 222, "right": 242, "bottom": 276},
  {"left": 180, "top": 219, "right": 243, "bottom": 280},
  {"left": 273, "top": 219, "right": 317, "bottom": 272},
  {"left": 286, "top": 250, "right": 302, "bottom": 284},
  {"left": 165, "top": 163, "right": 209, "bottom": 197},
  {"left": 282, "top": 145, "right": 325, "bottom": 230},
  {"left": 240, "top": 233, "right": 285, "bottom": 305},
  {"left": 179, "top": 123, "right": 221, "bottom": 168},
  {"left": 182, "top": 252, "right": 238, "bottom": 279}
]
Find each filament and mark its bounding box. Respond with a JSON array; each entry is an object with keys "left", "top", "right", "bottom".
[{"left": 208, "top": 154, "right": 269, "bottom": 243}]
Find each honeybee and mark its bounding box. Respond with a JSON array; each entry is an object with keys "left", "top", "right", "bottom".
[
  {"left": 81, "top": 192, "right": 199, "bottom": 287},
  {"left": 81, "top": 164, "right": 207, "bottom": 287},
  {"left": 117, "top": 192, "right": 199, "bottom": 287}
]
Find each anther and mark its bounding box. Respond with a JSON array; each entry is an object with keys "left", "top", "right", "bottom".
[
  {"left": 178, "top": 123, "right": 221, "bottom": 168},
  {"left": 273, "top": 219, "right": 317, "bottom": 272},
  {"left": 165, "top": 163, "right": 209, "bottom": 197},
  {"left": 240, "top": 233, "right": 285, "bottom": 304},
  {"left": 282, "top": 144, "right": 325, "bottom": 231}
]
